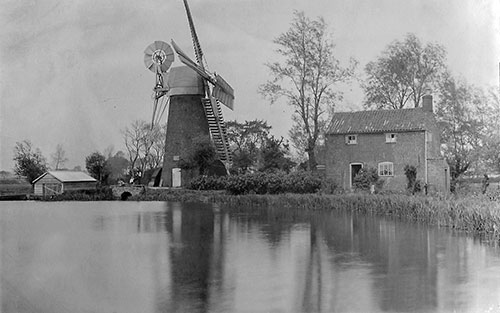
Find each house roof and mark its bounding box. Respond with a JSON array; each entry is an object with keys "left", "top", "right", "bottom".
[
  {"left": 32, "top": 171, "right": 97, "bottom": 184},
  {"left": 327, "top": 108, "right": 434, "bottom": 135}
]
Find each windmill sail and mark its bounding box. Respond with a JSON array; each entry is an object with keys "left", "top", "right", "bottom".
[
  {"left": 171, "top": 40, "right": 213, "bottom": 83},
  {"left": 171, "top": 40, "right": 234, "bottom": 110},
  {"left": 176, "top": 0, "right": 234, "bottom": 169},
  {"left": 182, "top": 0, "right": 204, "bottom": 65},
  {"left": 213, "top": 74, "right": 234, "bottom": 110}
]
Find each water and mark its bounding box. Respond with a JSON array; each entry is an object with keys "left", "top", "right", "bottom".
[{"left": 1, "top": 201, "right": 500, "bottom": 313}]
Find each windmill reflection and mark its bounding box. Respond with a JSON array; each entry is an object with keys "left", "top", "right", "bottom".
[{"left": 160, "top": 202, "right": 227, "bottom": 312}]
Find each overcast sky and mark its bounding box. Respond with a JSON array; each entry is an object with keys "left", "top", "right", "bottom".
[{"left": 1, "top": 0, "right": 499, "bottom": 171}]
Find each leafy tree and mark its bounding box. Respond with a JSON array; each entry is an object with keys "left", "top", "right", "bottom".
[
  {"left": 260, "top": 11, "right": 356, "bottom": 171},
  {"left": 363, "top": 33, "right": 446, "bottom": 109},
  {"left": 226, "top": 119, "right": 271, "bottom": 173},
  {"left": 106, "top": 151, "right": 129, "bottom": 184},
  {"left": 51, "top": 144, "right": 68, "bottom": 170},
  {"left": 13, "top": 140, "right": 47, "bottom": 183},
  {"left": 436, "top": 72, "right": 490, "bottom": 188},
  {"left": 481, "top": 87, "right": 500, "bottom": 173},
  {"left": 180, "top": 135, "right": 218, "bottom": 175},
  {"left": 260, "top": 136, "right": 295, "bottom": 173},
  {"left": 85, "top": 152, "right": 109, "bottom": 184}
]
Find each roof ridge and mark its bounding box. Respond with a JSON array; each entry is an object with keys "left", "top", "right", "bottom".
[
  {"left": 328, "top": 107, "right": 433, "bottom": 134},
  {"left": 333, "top": 107, "right": 422, "bottom": 114}
]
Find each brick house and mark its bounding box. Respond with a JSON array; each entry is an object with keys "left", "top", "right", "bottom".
[{"left": 325, "top": 95, "right": 450, "bottom": 193}]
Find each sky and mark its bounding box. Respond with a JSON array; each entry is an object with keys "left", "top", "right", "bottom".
[{"left": 1, "top": 0, "right": 499, "bottom": 171}]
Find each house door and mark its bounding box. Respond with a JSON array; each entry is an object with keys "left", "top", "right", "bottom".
[
  {"left": 172, "top": 168, "right": 181, "bottom": 187},
  {"left": 350, "top": 163, "right": 363, "bottom": 189}
]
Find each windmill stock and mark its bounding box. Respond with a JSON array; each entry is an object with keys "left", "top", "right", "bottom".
[{"left": 143, "top": 0, "right": 235, "bottom": 187}]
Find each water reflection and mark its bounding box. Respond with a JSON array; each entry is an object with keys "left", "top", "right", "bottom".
[{"left": 1, "top": 201, "right": 500, "bottom": 313}]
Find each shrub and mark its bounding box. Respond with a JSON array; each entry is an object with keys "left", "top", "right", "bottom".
[
  {"left": 353, "top": 168, "right": 379, "bottom": 192},
  {"left": 186, "top": 171, "right": 334, "bottom": 195},
  {"left": 42, "top": 187, "right": 115, "bottom": 201},
  {"left": 404, "top": 165, "right": 422, "bottom": 194},
  {"left": 186, "top": 175, "right": 228, "bottom": 190},
  {"left": 283, "top": 171, "right": 322, "bottom": 194},
  {"left": 319, "top": 177, "right": 339, "bottom": 194}
]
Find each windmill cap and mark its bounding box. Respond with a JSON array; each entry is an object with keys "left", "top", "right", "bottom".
[{"left": 166, "top": 66, "right": 204, "bottom": 96}]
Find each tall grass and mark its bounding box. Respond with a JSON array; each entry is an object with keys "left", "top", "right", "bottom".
[{"left": 136, "top": 189, "right": 500, "bottom": 240}]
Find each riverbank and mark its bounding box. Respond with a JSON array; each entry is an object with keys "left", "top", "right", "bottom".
[
  {"left": 135, "top": 189, "right": 500, "bottom": 241},
  {"left": 8, "top": 185, "right": 500, "bottom": 242}
]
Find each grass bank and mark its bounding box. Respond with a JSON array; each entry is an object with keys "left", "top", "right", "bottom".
[{"left": 134, "top": 189, "right": 500, "bottom": 241}]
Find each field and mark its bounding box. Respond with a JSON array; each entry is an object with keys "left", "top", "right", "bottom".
[{"left": 0, "top": 178, "right": 32, "bottom": 195}]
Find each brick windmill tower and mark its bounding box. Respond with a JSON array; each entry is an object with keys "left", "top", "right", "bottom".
[{"left": 144, "top": 0, "right": 234, "bottom": 187}]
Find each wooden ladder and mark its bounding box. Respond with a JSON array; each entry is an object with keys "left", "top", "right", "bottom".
[{"left": 201, "top": 98, "right": 232, "bottom": 165}]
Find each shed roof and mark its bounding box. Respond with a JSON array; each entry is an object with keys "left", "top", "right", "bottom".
[
  {"left": 32, "top": 171, "right": 97, "bottom": 184},
  {"left": 327, "top": 108, "right": 434, "bottom": 135}
]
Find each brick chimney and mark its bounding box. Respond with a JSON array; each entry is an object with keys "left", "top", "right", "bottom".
[{"left": 422, "top": 90, "right": 433, "bottom": 113}]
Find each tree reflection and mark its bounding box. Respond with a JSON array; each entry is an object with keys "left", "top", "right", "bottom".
[
  {"left": 300, "top": 223, "right": 324, "bottom": 312},
  {"left": 308, "top": 211, "right": 439, "bottom": 312}
]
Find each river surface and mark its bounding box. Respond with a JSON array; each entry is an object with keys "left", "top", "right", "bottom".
[{"left": 1, "top": 201, "right": 500, "bottom": 313}]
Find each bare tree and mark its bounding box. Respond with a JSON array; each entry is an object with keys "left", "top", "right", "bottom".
[
  {"left": 51, "top": 144, "right": 68, "bottom": 170},
  {"left": 260, "top": 11, "right": 356, "bottom": 171},
  {"left": 363, "top": 33, "right": 446, "bottom": 109},
  {"left": 103, "top": 145, "right": 115, "bottom": 160},
  {"left": 122, "top": 120, "right": 166, "bottom": 179},
  {"left": 122, "top": 120, "right": 148, "bottom": 177},
  {"left": 148, "top": 124, "right": 167, "bottom": 169},
  {"left": 138, "top": 123, "right": 163, "bottom": 173}
]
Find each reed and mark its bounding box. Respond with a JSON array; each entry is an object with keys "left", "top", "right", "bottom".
[{"left": 138, "top": 190, "right": 500, "bottom": 240}]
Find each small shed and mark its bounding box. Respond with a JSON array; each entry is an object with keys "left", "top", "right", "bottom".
[{"left": 32, "top": 171, "right": 98, "bottom": 196}]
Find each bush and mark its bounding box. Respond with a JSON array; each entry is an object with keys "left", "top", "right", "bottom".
[
  {"left": 185, "top": 171, "right": 335, "bottom": 195},
  {"left": 404, "top": 165, "right": 422, "bottom": 194},
  {"left": 353, "top": 168, "right": 379, "bottom": 192},
  {"left": 225, "top": 171, "right": 324, "bottom": 195},
  {"left": 185, "top": 175, "right": 228, "bottom": 190},
  {"left": 319, "top": 177, "right": 339, "bottom": 194},
  {"left": 42, "top": 187, "right": 115, "bottom": 201}
]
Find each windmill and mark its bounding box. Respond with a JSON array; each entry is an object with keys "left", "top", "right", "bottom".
[
  {"left": 171, "top": 0, "right": 234, "bottom": 165},
  {"left": 144, "top": 0, "right": 234, "bottom": 187}
]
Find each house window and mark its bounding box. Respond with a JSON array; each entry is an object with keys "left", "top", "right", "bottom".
[
  {"left": 378, "top": 162, "right": 394, "bottom": 176},
  {"left": 385, "top": 133, "right": 397, "bottom": 143},
  {"left": 345, "top": 134, "right": 357, "bottom": 145}
]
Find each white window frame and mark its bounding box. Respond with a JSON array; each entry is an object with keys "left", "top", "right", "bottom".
[
  {"left": 378, "top": 162, "right": 394, "bottom": 177},
  {"left": 345, "top": 134, "right": 358, "bottom": 145},
  {"left": 385, "top": 133, "right": 397, "bottom": 143}
]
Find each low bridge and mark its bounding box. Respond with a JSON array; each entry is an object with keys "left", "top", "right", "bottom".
[{"left": 111, "top": 185, "right": 146, "bottom": 200}]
